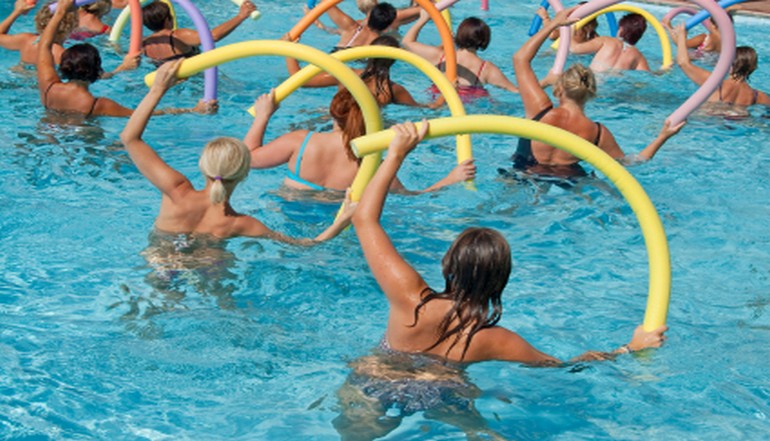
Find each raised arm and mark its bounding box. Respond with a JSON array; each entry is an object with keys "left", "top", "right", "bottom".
[
  {"left": 514, "top": 7, "right": 576, "bottom": 118},
  {"left": 401, "top": 9, "right": 443, "bottom": 65},
  {"left": 325, "top": 5, "right": 358, "bottom": 32},
  {"left": 37, "top": 0, "right": 72, "bottom": 100},
  {"left": 119, "top": 59, "right": 192, "bottom": 202},
  {"left": 0, "top": 0, "right": 35, "bottom": 49},
  {"left": 352, "top": 121, "right": 431, "bottom": 311},
  {"left": 633, "top": 120, "right": 685, "bottom": 161},
  {"left": 668, "top": 23, "right": 711, "bottom": 86},
  {"left": 570, "top": 35, "right": 605, "bottom": 55},
  {"left": 243, "top": 90, "right": 302, "bottom": 170},
  {"left": 174, "top": 0, "right": 255, "bottom": 45}
]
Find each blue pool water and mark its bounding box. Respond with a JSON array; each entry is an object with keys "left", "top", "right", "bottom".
[{"left": 1, "top": 1, "right": 769, "bottom": 439}]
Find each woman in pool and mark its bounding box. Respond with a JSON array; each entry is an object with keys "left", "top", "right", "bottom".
[
  {"left": 0, "top": 0, "right": 78, "bottom": 66},
  {"left": 245, "top": 88, "right": 474, "bottom": 193},
  {"left": 402, "top": 10, "right": 519, "bottom": 98},
  {"left": 512, "top": 8, "right": 683, "bottom": 178},
  {"left": 37, "top": 0, "right": 176, "bottom": 117},
  {"left": 141, "top": 0, "right": 256, "bottom": 66},
  {"left": 120, "top": 60, "right": 354, "bottom": 244},
  {"left": 69, "top": 0, "right": 112, "bottom": 41},
  {"left": 284, "top": 35, "right": 434, "bottom": 108},
  {"left": 352, "top": 119, "right": 668, "bottom": 365},
  {"left": 668, "top": 23, "right": 769, "bottom": 108}
]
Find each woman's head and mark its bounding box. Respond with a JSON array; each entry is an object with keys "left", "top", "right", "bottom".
[
  {"left": 361, "top": 35, "right": 398, "bottom": 103},
  {"left": 198, "top": 137, "right": 251, "bottom": 204},
  {"left": 577, "top": 18, "right": 598, "bottom": 41},
  {"left": 731, "top": 46, "right": 758, "bottom": 81},
  {"left": 60, "top": 44, "right": 103, "bottom": 83},
  {"left": 618, "top": 13, "right": 646, "bottom": 45},
  {"left": 356, "top": 0, "right": 377, "bottom": 14},
  {"left": 413, "top": 227, "right": 511, "bottom": 360},
  {"left": 36, "top": 2, "right": 79, "bottom": 43},
  {"left": 82, "top": 0, "right": 112, "bottom": 18},
  {"left": 555, "top": 64, "right": 597, "bottom": 105},
  {"left": 455, "top": 17, "right": 490, "bottom": 51},
  {"left": 329, "top": 89, "right": 365, "bottom": 161},
  {"left": 142, "top": 1, "right": 173, "bottom": 32},
  {"left": 367, "top": 3, "right": 396, "bottom": 32}
]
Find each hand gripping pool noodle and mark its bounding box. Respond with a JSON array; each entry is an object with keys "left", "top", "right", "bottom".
[
  {"left": 143, "top": 40, "right": 383, "bottom": 204},
  {"left": 663, "top": 7, "right": 710, "bottom": 31},
  {"left": 264, "top": 45, "right": 473, "bottom": 175},
  {"left": 528, "top": 0, "right": 550, "bottom": 37},
  {"left": 351, "top": 114, "right": 672, "bottom": 332},
  {"left": 290, "top": 0, "right": 459, "bottom": 84},
  {"left": 550, "top": 4, "right": 672, "bottom": 70},
  {"left": 684, "top": 0, "right": 747, "bottom": 30},
  {"left": 230, "top": 0, "right": 261, "bottom": 20}
]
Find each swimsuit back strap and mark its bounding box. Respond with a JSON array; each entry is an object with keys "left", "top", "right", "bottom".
[
  {"left": 476, "top": 61, "right": 487, "bottom": 80},
  {"left": 87, "top": 97, "right": 100, "bottom": 117},
  {"left": 287, "top": 131, "right": 325, "bottom": 191},
  {"left": 593, "top": 122, "right": 602, "bottom": 145},
  {"left": 43, "top": 81, "right": 59, "bottom": 109}
]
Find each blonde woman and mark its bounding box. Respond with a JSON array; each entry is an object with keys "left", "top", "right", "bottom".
[
  {"left": 0, "top": 0, "right": 78, "bottom": 65},
  {"left": 512, "top": 7, "right": 683, "bottom": 178},
  {"left": 121, "top": 60, "right": 353, "bottom": 244}
]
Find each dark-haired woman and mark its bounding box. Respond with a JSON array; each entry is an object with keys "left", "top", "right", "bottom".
[
  {"left": 669, "top": 23, "right": 769, "bottom": 107},
  {"left": 512, "top": 7, "right": 682, "bottom": 177},
  {"left": 141, "top": 0, "right": 255, "bottom": 65},
  {"left": 284, "top": 35, "right": 432, "bottom": 108},
  {"left": 244, "top": 89, "right": 473, "bottom": 193},
  {"left": 402, "top": 10, "right": 518, "bottom": 97},
  {"left": 38, "top": 0, "right": 210, "bottom": 117},
  {"left": 352, "top": 119, "right": 668, "bottom": 366}
]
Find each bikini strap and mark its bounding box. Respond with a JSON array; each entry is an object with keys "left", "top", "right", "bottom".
[
  {"left": 752, "top": 88, "right": 759, "bottom": 106},
  {"left": 43, "top": 81, "right": 59, "bottom": 109},
  {"left": 293, "top": 131, "right": 314, "bottom": 178},
  {"left": 87, "top": 97, "right": 100, "bottom": 117},
  {"left": 476, "top": 61, "right": 487, "bottom": 79},
  {"left": 593, "top": 122, "right": 602, "bottom": 145}
]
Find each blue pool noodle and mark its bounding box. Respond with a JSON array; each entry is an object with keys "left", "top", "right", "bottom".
[
  {"left": 606, "top": 12, "right": 618, "bottom": 37},
  {"left": 684, "top": 0, "right": 746, "bottom": 30},
  {"left": 528, "top": 0, "right": 551, "bottom": 36}
]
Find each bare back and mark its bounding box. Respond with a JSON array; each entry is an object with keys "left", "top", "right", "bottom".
[
  {"left": 590, "top": 37, "right": 649, "bottom": 72},
  {"left": 283, "top": 131, "right": 360, "bottom": 191}
]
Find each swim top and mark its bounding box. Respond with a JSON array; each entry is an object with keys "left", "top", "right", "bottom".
[
  {"left": 512, "top": 106, "right": 601, "bottom": 177},
  {"left": 287, "top": 132, "right": 325, "bottom": 191},
  {"left": 44, "top": 81, "right": 100, "bottom": 117},
  {"left": 142, "top": 31, "right": 201, "bottom": 66},
  {"left": 718, "top": 83, "right": 759, "bottom": 106},
  {"left": 436, "top": 54, "right": 487, "bottom": 89},
  {"left": 330, "top": 25, "right": 363, "bottom": 53}
]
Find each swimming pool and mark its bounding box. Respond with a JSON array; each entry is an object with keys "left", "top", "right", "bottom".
[{"left": 1, "top": 0, "right": 769, "bottom": 439}]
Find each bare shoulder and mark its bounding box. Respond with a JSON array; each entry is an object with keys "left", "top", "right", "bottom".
[
  {"left": 232, "top": 213, "right": 270, "bottom": 238},
  {"left": 472, "top": 326, "right": 559, "bottom": 365}
]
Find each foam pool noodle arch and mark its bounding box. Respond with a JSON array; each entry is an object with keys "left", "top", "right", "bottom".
[
  {"left": 351, "top": 115, "right": 672, "bottom": 331},
  {"left": 251, "top": 45, "right": 473, "bottom": 184},
  {"left": 551, "top": 0, "right": 735, "bottom": 126},
  {"left": 143, "top": 40, "right": 383, "bottom": 205}
]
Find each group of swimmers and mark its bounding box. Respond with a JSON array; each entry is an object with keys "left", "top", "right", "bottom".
[{"left": 3, "top": 0, "right": 770, "bottom": 432}]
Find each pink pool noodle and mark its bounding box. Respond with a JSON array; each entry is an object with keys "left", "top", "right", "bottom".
[{"left": 550, "top": 0, "right": 735, "bottom": 125}]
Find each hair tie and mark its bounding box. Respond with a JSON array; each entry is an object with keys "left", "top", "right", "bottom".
[{"left": 214, "top": 176, "right": 222, "bottom": 181}]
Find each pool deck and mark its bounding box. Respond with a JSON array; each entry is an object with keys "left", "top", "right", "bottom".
[{"left": 634, "top": 0, "right": 770, "bottom": 17}]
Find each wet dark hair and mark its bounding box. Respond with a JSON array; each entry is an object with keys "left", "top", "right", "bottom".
[
  {"left": 59, "top": 44, "right": 103, "bottom": 83},
  {"left": 142, "top": 1, "right": 172, "bottom": 32},
  {"left": 619, "top": 13, "right": 646, "bottom": 45},
  {"left": 367, "top": 3, "right": 397, "bottom": 32},
  {"left": 731, "top": 46, "right": 757, "bottom": 81},
  {"left": 360, "top": 35, "right": 398, "bottom": 105},
  {"left": 455, "top": 17, "right": 490, "bottom": 51},
  {"left": 329, "top": 89, "right": 364, "bottom": 162},
  {"left": 412, "top": 227, "right": 512, "bottom": 361}
]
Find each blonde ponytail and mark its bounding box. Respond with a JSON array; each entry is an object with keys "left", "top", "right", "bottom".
[{"left": 198, "top": 137, "right": 251, "bottom": 205}]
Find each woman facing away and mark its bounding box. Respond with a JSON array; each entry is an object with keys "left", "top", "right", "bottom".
[
  {"left": 352, "top": 119, "right": 668, "bottom": 366},
  {"left": 402, "top": 10, "right": 519, "bottom": 98},
  {"left": 668, "top": 23, "right": 769, "bottom": 109},
  {"left": 311, "top": 0, "right": 419, "bottom": 37},
  {"left": 141, "top": 0, "right": 256, "bottom": 66},
  {"left": 0, "top": 0, "right": 78, "bottom": 66},
  {"left": 244, "top": 87, "right": 474, "bottom": 193},
  {"left": 120, "top": 59, "right": 354, "bottom": 244},
  {"left": 36, "top": 0, "right": 184, "bottom": 117},
  {"left": 69, "top": 0, "right": 112, "bottom": 41},
  {"left": 511, "top": 7, "right": 684, "bottom": 178},
  {"left": 284, "top": 35, "right": 434, "bottom": 108}
]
